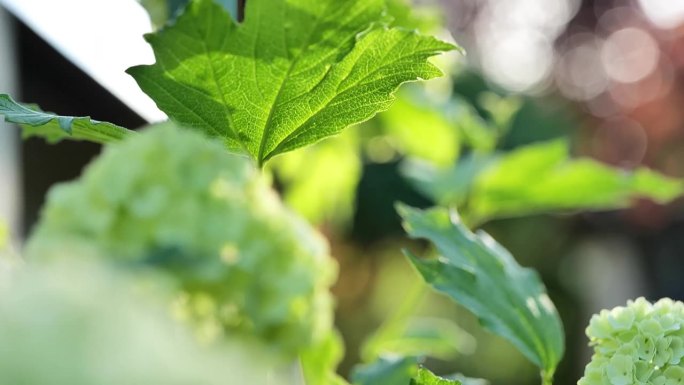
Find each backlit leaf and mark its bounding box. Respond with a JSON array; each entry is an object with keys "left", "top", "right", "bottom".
[
  {"left": 128, "top": 0, "right": 456, "bottom": 165},
  {"left": 468, "top": 140, "right": 684, "bottom": 222},
  {"left": 0, "top": 94, "right": 135, "bottom": 144}
]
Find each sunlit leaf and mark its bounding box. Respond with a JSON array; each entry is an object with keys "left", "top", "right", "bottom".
[
  {"left": 0, "top": 94, "right": 135, "bottom": 144},
  {"left": 468, "top": 140, "right": 684, "bottom": 222},
  {"left": 410, "top": 368, "right": 461, "bottom": 385},
  {"left": 129, "top": 0, "right": 455, "bottom": 165},
  {"left": 398, "top": 204, "right": 565, "bottom": 381}
]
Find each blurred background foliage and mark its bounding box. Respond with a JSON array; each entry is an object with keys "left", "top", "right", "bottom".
[
  {"left": 9, "top": 0, "right": 684, "bottom": 384},
  {"left": 263, "top": 0, "right": 684, "bottom": 384}
]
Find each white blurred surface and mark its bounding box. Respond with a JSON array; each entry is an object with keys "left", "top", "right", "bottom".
[
  {"left": 0, "top": 0, "right": 166, "bottom": 122},
  {"left": 0, "top": 7, "right": 19, "bottom": 244}
]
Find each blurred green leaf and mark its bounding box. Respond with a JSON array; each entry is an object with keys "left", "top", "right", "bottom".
[
  {"left": 301, "top": 332, "right": 349, "bottom": 385},
  {"left": 410, "top": 368, "right": 461, "bottom": 385},
  {"left": 455, "top": 103, "right": 499, "bottom": 154},
  {"left": 385, "top": 0, "right": 443, "bottom": 33},
  {"left": 129, "top": 0, "right": 455, "bottom": 165},
  {"left": 398, "top": 205, "right": 565, "bottom": 381},
  {"left": 271, "top": 130, "right": 361, "bottom": 226},
  {"left": 380, "top": 91, "right": 460, "bottom": 166},
  {"left": 0, "top": 220, "right": 7, "bottom": 251},
  {"left": 469, "top": 140, "right": 684, "bottom": 222},
  {"left": 352, "top": 356, "right": 419, "bottom": 385},
  {"left": 0, "top": 94, "right": 135, "bottom": 144},
  {"left": 447, "top": 374, "right": 487, "bottom": 385},
  {"left": 139, "top": 0, "right": 169, "bottom": 28},
  {"left": 477, "top": 92, "right": 522, "bottom": 134},
  {"left": 364, "top": 316, "right": 474, "bottom": 362},
  {"left": 139, "top": 0, "right": 238, "bottom": 28},
  {"left": 401, "top": 154, "right": 494, "bottom": 207}
]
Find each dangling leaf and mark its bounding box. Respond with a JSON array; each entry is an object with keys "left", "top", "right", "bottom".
[
  {"left": 398, "top": 204, "right": 565, "bottom": 382},
  {"left": 128, "top": 0, "right": 456, "bottom": 165},
  {"left": 0, "top": 94, "right": 135, "bottom": 144}
]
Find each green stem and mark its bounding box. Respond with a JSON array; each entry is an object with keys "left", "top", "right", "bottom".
[{"left": 541, "top": 370, "right": 553, "bottom": 385}]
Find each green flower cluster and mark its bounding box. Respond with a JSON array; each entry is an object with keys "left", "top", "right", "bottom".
[
  {"left": 26, "top": 124, "right": 337, "bottom": 358},
  {"left": 579, "top": 297, "right": 684, "bottom": 385}
]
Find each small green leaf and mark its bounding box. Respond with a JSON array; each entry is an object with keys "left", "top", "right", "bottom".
[
  {"left": 0, "top": 94, "right": 135, "bottom": 144},
  {"left": 398, "top": 204, "right": 565, "bottom": 380},
  {"left": 128, "top": 0, "right": 456, "bottom": 165},
  {"left": 352, "top": 356, "right": 419, "bottom": 385},
  {"left": 410, "top": 368, "right": 461, "bottom": 385}
]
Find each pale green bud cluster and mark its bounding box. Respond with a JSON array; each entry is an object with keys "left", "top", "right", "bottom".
[
  {"left": 579, "top": 297, "right": 684, "bottom": 385},
  {"left": 26, "top": 124, "right": 337, "bottom": 357}
]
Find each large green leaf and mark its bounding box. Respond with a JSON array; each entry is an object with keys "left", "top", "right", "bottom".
[
  {"left": 0, "top": 94, "right": 135, "bottom": 144},
  {"left": 408, "top": 139, "right": 684, "bottom": 224},
  {"left": 128, "top": 0, "right": 455, "bottom": 165},
  {"left": 410, "top": 368, "right": 461, "bottom": 385},
  {"left": 468, "top": 140, "right": 683, "bottom": 222},
  {"left": 398, "top": 205, "right": 564, "bottom": 382}
]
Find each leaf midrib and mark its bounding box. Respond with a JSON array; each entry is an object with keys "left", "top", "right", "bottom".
[{"left": 255, "top": 1, "right": 336, "bottom": 165}]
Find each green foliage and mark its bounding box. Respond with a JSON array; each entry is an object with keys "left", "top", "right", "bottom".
[
  {"left": 352, "top": 356, "right": 419, "bottom": 385},
  {"left": 139, "top": 0, "right": 238, "bottom": 28},
  {"left": 362, "top": 282, "right": 472, "bottom": 362},
  {"left": 469, "top": 140, "right": 683, "bottom": 222},
  {"left": 26, "top": 124, "right": 337, "bottom": 358},
  {"left": 379, "top": 90, "right": 460, "bottom": 167},
  {"left": 0, "top": 220, "right": 7, "bottom": 251},
  {"left": 300, "top": 333, "right": 349, "bottom": 385},
  {"left": 0, "top": 94, "right": 135, "bottom": 144},
  {"left": 398, "top": 204, "right": 565, "bottom": 381},
  {"left": 579, "top": 298, "right": 684, "bottom": 385},
  {"left": 128, "top": 0, "right": 455, "bottom": 165},
  {"left": 410, "top": 368, "right": 461, "bottom": 385},
  {"left": 269, "top": 130, "right": 361, "bottom": 226},
  {"left": 385, "top": 0, "right": 443, "bottom": 33},
  {"left": 0, "top": 261, "right": 288, "bottom": 385},
  {"left": 408, "top": 139, "right": 684, "bottom": 225}
]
